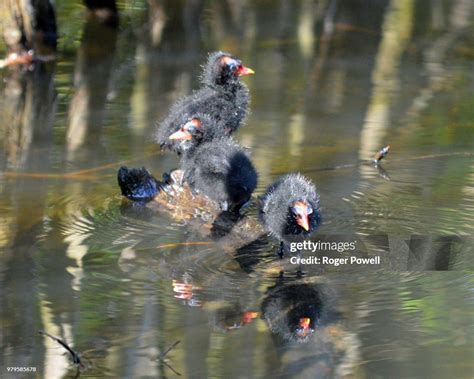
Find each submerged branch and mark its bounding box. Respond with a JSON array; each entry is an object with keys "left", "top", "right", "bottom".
[
  {"left": 162, "top": 360, "right": 182, "bottom": 376},
  {"left": 154, "top": 242, "right": 213, "bottom": 250},
  {"left": 2, "top": 172, "right": 100, "bottom": 181},
  {"left": 65, "top": 152, "right": 161, "bottom": 176},
  {"left": 307, "top": 150, "right": 472, "bottom": 173},
  {"left": 1, "top": 151, "right": 161, "bottom": 181},
  {"left": 155, "top": 340, "right": 182, "bottom": 376},
  {"left": 160, "top": 340, "right": 181, "bottom": 359},
  {"left": 38, "top": 330, "right": 82, "bottom": 366}
]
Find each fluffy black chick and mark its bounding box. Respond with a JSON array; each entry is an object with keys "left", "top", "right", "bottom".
[
  {"left": 166, "top": 113, "right": 226, "bottom": 154},
  {"left": 156, "top": 51, "right": 254, "bottom": 154},
  {"left": 169, "top": 117, "right": 257, "bottom": 212},
  {"left": 259, "top": 173, "right": 321, "bottom": 257}
]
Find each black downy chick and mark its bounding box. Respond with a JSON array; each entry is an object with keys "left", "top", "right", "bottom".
[
  {"left": 259, "top": 173, "right": 321, "bottom": 258},
  {"left": 169, "top": 117, "right": 257, "bottom": 212},
  {"left": 157, "top": 51, "right": 254, "bottom": 154}
]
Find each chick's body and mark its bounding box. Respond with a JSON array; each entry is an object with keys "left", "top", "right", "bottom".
[
  {"left": 156, "top": 51, "right": 252, "bottom": 154},
  {"left": 182, "top": 139, "right": 257, "bottom": 212}
]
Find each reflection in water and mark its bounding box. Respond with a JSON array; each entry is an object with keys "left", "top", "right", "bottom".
[
  {"left": 261, "top": 273, "right": 360, "bottom": 378},
  {"left": 262, "top": 274, "right": 325, "bottom": 343},
  {"left": 0, "top": 0, "right": 473, "bottom": 377},
  {"left": 359, "top": 0, "right": 414, "bottom": 163},
  {"left": 2, "top": 63, "right": 56, "bottom": 169},
  {"left": 0, "top": 61, "right": 56, "bottom": 376},
  {"left": 406, "top": 0, "right": 472, "bottom": 119},
  {"left": 67, "top": 16, "right": 118, "bottom": 158}
]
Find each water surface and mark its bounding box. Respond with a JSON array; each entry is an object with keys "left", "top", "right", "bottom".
[{"left": 0, "top": 1, "right": 473, "bottom": 378}]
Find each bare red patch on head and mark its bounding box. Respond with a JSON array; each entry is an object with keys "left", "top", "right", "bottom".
[
  {"left": 293, "top": 200, "right": 309, "bottom": 211},
  {"left": 220, "top": 55, "right": 234, "bottom": 65},
  {"left": 189, "top": 118, "right": 202, "bottom": 128}
]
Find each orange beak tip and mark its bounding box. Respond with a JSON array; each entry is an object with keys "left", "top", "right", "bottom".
[
  {"left": 299, "top": 318, "right": 311, "bottom": 329},
  {"left": 297, "top": 216, "right": 310, "bottom": 231},
  {"left": 238, "top": 66, "right": 255, "bottom": 76},
  {"left": 246, "top": 67, "right": 255, "bottom": 75}
]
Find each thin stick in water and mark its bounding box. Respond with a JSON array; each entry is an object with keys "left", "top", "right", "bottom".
[
  {"left": 38, "top": 330, "right": 82, "bottom": 366},
  {"left": 160, "top": 340, "right": 181, "bottom": 359}
]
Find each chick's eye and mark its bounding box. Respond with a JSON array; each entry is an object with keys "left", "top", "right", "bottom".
[
  {"left": 227, "top": 61, "right": 238, "bottom": 71},
  {"left": 307, "top": 206, "right": 313, "bottom": 215},
  {"left": 186, "top": 125, "right": 196, "bottom": 133}
]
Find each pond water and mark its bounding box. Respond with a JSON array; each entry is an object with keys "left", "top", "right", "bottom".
[{"left": 0, "top": 1, "right": 473, "bottom": 378}]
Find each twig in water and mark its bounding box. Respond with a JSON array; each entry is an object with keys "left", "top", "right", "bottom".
[
  {"left": 308, "top": 150, "right": 471, "bottom": 173},
  {"left": 69, "top": 152, "right": 161, "bottom": 176},
  {"left": 158, "top": 340, "right": 182, "bottom": 376},
  {"left": 1, "top": 151, "right": 161, "bottom": 182},
  {"left": 38, "top": 331, "right": 82, "bottom": 367},
  {"left": 3, "top": 172, "right": 99, "bottom": 181},
  {"left": 373, "top": 145, "right": 390, "bottom": 165},
  {"left": 160, "top": 340, "right": 181, "bottom": 359},
  {"left": 163, "top": 360, "right": 182, "bottom": 376},
  {"left": 154, "top": 242, "right": 213, "bottom": 250}
]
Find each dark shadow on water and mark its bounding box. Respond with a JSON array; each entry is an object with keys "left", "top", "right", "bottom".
[{"left": 232, "top": 236, "right": 271, "bottom": 273}]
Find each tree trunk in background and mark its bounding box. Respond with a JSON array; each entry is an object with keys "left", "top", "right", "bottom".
[
  {"left": 83, "top": 0, "right": 119, "bottom": 26},
  {"left": 0, "top": 0, "right": 57, "bottom": 54}
]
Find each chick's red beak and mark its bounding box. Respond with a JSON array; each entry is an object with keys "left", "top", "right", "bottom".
[
  {"left": 293, "top": 200, "right": 311, "bottom": 231},
  {"left": 296, "top": 317, "right": 312, "bottom": 338},
  {"left": 169, "top": 129, "right": 192, "bottom": 141},
  {"left": 299, "top": 317, "right": 311, "bottom": 330},
  {"left": 236, "top": 65, "right": 255, "bottom": 76},
  {"left": 297, "top": 213, "right": 310, "bottom": 231}
]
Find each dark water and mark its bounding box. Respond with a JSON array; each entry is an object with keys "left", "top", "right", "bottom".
[{"left": 0, "top": 0, "right": 473, "bottom": 378}]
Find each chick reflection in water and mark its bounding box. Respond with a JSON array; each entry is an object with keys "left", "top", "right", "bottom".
[
  {"left": 262, "top": 273, "right": 328, "bottom": 343},
  {"left": 261, "top": 273, "right": 359, "bottom": 377}
]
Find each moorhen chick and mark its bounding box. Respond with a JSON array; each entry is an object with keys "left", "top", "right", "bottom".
[
  {"left": 169, "top": 116, "right": 258, "bottom": 212},
  {"left": 156, "top": 51, "right": 254, "bottom": 154},
  {"left": 259, "top": 173, "right": 321, "bottom": 258},
  {"left": 119, "top": 112, "right": 224, "bottom": 201}
]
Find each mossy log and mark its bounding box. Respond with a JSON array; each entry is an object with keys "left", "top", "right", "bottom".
[{"left": 145, "top": 179, "right": 267, "bottom": 254}]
